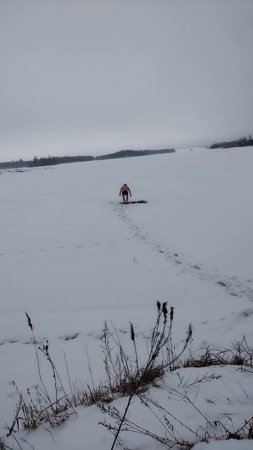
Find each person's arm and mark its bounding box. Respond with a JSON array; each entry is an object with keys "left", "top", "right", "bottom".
[
  {"left": 119, "top": 187, "right": 122, "bottom": 196},
  {"left": 128, "top": 187, "right": 132, "bottom": 196}
]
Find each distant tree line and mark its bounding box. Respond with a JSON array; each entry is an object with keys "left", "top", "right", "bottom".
[
  {"left": 95, "top": 149, "right": 175, "bottom": 160},
  {"left": 210, "top": 135, "right": 253, "bottom": 149},
  {"left": 31, "top": 156, "right": 57, "bottom": 166},
  {"left": 31, "top": 155, "right": 93, "bottom": 167},
  {"left": 0, "top": 149, "right": 175, "bottom": 169},
  {"left": 0, "top": 159, "right": 29, "bottom": 169}
]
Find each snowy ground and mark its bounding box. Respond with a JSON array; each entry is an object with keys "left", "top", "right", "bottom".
[{"left": 0, "top": 147, "right": 253, "bottom": 449}]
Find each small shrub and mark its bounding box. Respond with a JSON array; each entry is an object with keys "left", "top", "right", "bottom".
[{"left": 184, "top": 337, "right": 253, "bottom": 369}]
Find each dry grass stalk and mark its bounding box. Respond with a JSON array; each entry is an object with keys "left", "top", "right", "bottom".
[{"left": 99, "top": 302, "right": 193, "bottom": 450}]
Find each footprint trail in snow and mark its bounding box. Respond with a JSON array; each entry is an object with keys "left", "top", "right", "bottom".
[{"left": 113, "top": 202, "right": 253, "bottom": 302}]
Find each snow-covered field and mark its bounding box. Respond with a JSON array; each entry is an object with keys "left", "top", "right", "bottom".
[{"left": 1, "top": 147, "right": 253, "bottom": 449}]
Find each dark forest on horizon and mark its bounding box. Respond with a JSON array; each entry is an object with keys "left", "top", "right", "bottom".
[
  {"left": 0, "top": 149, "right": 175, "bottom": 169},
  {"left": 1, "top": 135, "right": 253, "bottom": 169}
]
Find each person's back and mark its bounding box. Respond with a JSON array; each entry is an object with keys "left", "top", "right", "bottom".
[{"left": 119, "top": 183, "right": 132, "bottom": 203}]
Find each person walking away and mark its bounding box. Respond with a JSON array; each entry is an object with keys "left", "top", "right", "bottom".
[{"left": 119, "top": 183, "right": 132, "bottom": 203}]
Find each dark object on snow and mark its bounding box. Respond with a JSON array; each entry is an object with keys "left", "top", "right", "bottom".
[{"left": 120, "top": 200, "right": 148, "bottom": 204}]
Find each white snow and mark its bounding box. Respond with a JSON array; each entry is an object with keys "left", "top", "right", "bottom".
[{"left": 0, "top": 147, "right": 253, "bottom": 449}]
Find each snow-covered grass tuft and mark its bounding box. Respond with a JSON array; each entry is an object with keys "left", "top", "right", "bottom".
[
  {"left": 99, "top": 361, "right": 253, "bottom": 449},
  {"left": 183, "top": 337, "right": 253, "bottom": 370},
  {"left": 6, "top": 304, "right": 192, "bottom": 440},
  {"left": 4, "top": 306, "right": 253, "bottom": 450}
]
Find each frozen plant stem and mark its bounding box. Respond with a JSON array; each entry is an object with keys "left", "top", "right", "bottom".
[{"left": 25, "top": 313, "right": 51, "bottom": 403}]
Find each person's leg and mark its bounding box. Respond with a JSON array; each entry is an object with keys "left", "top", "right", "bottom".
[
  {"left": 125, "top": 192, "right": 129, "bottom": 203},
  {"left": 123, "top": 193, "right": 126, "bottom": 203}
]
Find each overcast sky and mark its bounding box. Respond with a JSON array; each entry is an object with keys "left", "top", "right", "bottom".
[{"left": 0, "top": 0, "right": 253, "bottom": 161}]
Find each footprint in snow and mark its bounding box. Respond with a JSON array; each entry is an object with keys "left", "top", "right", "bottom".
[
  {"left": 0, "top": 338, "right": 21, "bottom": 345},
  {"left": 23, "top": 338, "right": 47, "bottom": 345},
  {"left": 217, "top": 280, "right": 227, "bottom": 287},
  {"left": 59, "top": 333, "right": 79, "bottom": 341},
  {"left": 238, "top": 308, "right": 253, "bottom": 318}
]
